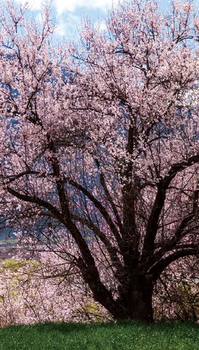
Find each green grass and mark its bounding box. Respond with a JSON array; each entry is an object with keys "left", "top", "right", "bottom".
[{"left": 0, "top": 321, "right": 198, "bottom": 350}]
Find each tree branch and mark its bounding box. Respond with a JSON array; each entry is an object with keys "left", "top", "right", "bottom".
[
  {"left": 64, "top": 177, "right": 123, "bottom": 248},
  {"left": 149, "top": 247, "right": 199, "bottom": 279},
  {"left": 142, "top": 155, "right": 199, "bottom": 257}
]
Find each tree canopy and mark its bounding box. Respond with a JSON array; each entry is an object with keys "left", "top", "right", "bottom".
[{"left": 0, "top": 0, "right": 199, "bottom": 321}]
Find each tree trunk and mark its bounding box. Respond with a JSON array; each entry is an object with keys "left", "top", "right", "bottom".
[
  {"left": 115, "top": 274, "right": 154, "bottom": 321},
  {"left": 79, "top": 258, "right": 154, "bottom": 321}
]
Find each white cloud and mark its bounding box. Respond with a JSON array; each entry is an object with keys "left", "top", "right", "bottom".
[
  {"left": 55, "top": 14, "right": 81, "bottom": 38},
  {"left": 94, "top": 19, "right": 107, "bottom": 32},
  {"left": 55, "top": 0, "right": 117, "bottom": 14},
  {"left": 14, "top": 0, "right": 118, "bottom": 38},
  {"left": 16, "top": 0, "right": 118, "bottom": 14},
  {"left": 15, "top": 0, "right": 42, "bottom": 11}
]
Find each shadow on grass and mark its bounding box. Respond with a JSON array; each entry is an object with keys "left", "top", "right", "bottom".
[
  {"left": 3, "top": 319, "right": 199, "bottom": 336},
  {"left": 32, "top": 321, "right": 118, "bottom": 335}
]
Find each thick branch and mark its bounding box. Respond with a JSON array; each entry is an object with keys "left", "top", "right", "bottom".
[
  {"left": 7, "top": 187, "right": 64, "bottom": 222},
  {"left": 1, "top": 170, "right": 39, "bottom": 184},
  {"left": 7, "top": 186, "right": 119, "bottom": 310},
  {"left": 142, "top": 155, "right": 199, "bottom": 257},
  {"left": 76, "top": 256, "right": 127, "bottom": 319},
  {"left": 142, "top": 180, "right": 168, "bottom": 257},
  {"left": 95, "top": 158, "right": 123, "bottom": 234},
  {"left": 72, "top": 214, "right": 124, "bottom": 280},
  {"left": 65, "top": 177, "right": 122, "bottom": 247},
  {"left": 149, "top": 247, "right": 199, "bottom": 280}
]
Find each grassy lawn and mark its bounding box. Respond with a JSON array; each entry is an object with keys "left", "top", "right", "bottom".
[{"left": 0, "top": 321, "right": 198, "bottom": 350}]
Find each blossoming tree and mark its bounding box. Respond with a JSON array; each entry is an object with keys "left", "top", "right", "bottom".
[{"left": 0, "top": 0, "right": 199, "bottom": 321}]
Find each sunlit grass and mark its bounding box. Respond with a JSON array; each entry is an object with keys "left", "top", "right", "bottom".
[{"left": 0, "top": 321, "right": 198, "bottom": 350}]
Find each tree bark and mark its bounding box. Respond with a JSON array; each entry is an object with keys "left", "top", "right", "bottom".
[
  {"left": 116, "top": 273, "right": 154, "bottom": 321},
  {"left": 88, "top": 271, "right": 154, "bottom": 321}
]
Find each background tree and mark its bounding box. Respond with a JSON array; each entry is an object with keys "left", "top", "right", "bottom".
[{"left": 0, "top": 0, "right": 199, "bottom": 321}]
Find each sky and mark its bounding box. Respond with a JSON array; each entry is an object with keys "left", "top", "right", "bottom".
[
  {"left": 15, "top": 0, "right": 120, "bottom": 39},
  {"left": 14, "top": 0, "right": 196, "bottom": 40}
]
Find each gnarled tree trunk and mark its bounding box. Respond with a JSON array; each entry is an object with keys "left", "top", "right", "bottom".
[{"left": 116, "top": 273, "right": 154, "bottom": 321}]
